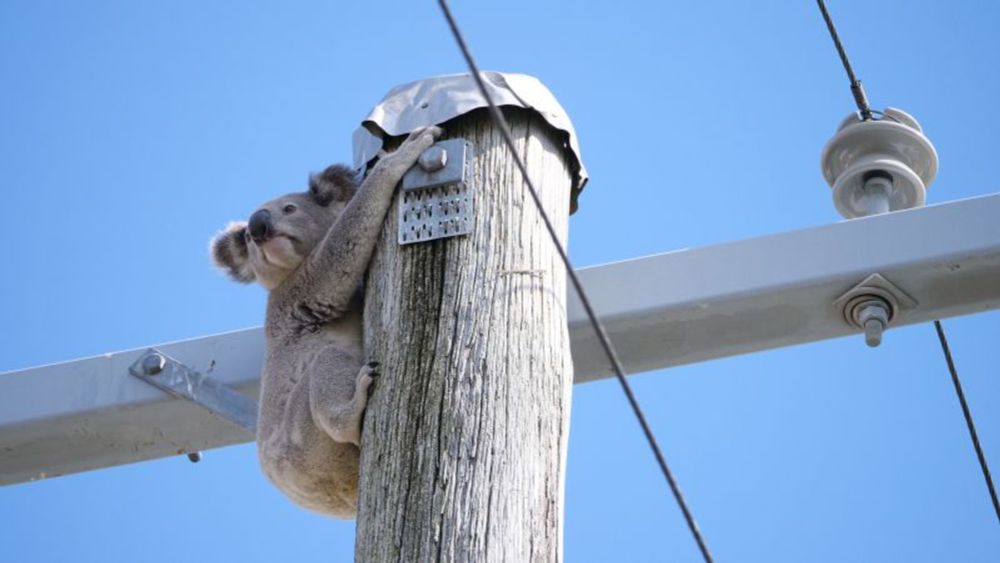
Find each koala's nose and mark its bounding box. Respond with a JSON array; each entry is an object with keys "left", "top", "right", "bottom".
[{"left": 248, "top": 209, "right": 273, "bottom": 243}]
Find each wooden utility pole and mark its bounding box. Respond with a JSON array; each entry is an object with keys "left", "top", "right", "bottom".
[{"left": 356, "top": 107, "right": 575, "bottom": 562}]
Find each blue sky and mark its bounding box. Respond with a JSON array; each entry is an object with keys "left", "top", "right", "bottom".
[{"left": 1, "top": 1, "right": 998, "bottom": 561}]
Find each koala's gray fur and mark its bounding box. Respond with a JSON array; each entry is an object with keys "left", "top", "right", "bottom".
[{"left": 211, "top": 126, "right": 442, "bottom": 517}]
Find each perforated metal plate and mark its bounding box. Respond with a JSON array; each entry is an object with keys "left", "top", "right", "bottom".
[{"left": 399, "top": 139, "right": 474, "bottom": 245}]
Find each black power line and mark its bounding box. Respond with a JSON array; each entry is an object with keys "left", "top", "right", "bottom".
[
  {"left": 816, "top": 0, "right": 873, "bottom": 120},
  {"left": 437, "top": 1, "right": 714, "bottom": 561},
  {"left": 934, "top": 321, "right": 1000, "bottom": 523}
]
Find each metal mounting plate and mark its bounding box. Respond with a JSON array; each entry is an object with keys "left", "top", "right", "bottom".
[
  {"left": 399, "top": 138, "right": 474, "bottom": 245},
  {"left": 832, "top": 272, "right": 918, "bottom": 326}
]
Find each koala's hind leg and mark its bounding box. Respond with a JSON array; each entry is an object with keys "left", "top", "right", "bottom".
[{"left": 309, "top": 350, "right": 377, "bottom": 447}]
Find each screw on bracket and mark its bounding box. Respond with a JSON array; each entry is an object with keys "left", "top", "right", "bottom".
[
  {"left": 141, "top": 353, "right": 166, "bottom": 376},
  {"left": 418, "top": 145, "right": 448, "bottom": 172}
]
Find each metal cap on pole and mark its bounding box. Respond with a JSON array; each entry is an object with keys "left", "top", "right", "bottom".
[{"left": 352, "top": 71, "right": 588, "bottom": 213}]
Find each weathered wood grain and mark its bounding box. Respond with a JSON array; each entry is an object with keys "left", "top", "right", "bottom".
[{"left": 356, "top": 108, "right": 573, "bottom": 563}]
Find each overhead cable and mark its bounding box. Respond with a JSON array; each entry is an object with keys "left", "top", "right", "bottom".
[
  {"left": 816, "top": 0, "right": 999, "bottom": 527},
  {"left": 934, "top": 321, "right": 1000, "bottom": 524},
  {"left": 437, "top": 1, "right": 715, "bottom": 560}
]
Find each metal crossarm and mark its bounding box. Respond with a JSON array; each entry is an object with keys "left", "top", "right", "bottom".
[{"left": 2, "top": 192, "right": 999, "bottom": 485}]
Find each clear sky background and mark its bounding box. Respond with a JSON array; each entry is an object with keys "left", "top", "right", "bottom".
[{"left": 1, "top": 1, "right": 998, "bottom": 561}]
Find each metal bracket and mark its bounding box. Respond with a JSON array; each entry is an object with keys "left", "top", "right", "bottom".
[
  {"left": 833, "top": 273, "right": 919, "bottom": 347},
  {"left": 128, "top": 348, "right": 258, "bottom": 435},
  {"left": 399, "top": 138, "right": 474, "bottom": 245}
]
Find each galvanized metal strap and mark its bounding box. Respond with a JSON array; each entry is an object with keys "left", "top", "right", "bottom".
[{"left": 128, "top": 348, "right": 258, "bottom": 435}]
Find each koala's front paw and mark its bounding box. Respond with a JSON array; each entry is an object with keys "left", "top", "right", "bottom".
[
  {"left": 400, "top": 126, "right": 443, "bottom": 156},
  {"left": 407, "top": 125, "right": 443, "bottom": 144}
]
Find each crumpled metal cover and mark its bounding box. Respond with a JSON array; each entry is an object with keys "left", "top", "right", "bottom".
[{"left": 353, "top": 71, "right": 588, "bottom": 213}]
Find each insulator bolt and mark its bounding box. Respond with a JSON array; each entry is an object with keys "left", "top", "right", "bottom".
[{"left": 861, "top": 171, "right": 893, "bottom": 216}]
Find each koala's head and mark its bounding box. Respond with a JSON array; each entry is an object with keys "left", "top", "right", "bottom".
[{"left": 211, "top": 164, "right": 357, "bottom": 290}]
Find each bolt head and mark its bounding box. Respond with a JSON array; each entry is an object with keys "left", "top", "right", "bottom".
[
  {"left": 418, "top": 146, "right": 447, "bottom": 173},
  {"left": 141, "top": 353, "right": 166, "bottom": 376}
]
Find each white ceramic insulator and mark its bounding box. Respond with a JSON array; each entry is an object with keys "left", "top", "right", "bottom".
[{"left": 820, "top": 108, "right": 938, "bottom": 219}]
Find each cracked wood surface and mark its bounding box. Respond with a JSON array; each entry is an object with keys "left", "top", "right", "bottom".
[{"left": 356, "top": 108, "right": 573, "bottom": 562}]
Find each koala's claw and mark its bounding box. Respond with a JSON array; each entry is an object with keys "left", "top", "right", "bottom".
[
  {"left": 406, "top": 126, "right": 443, "bottom": 150},
  {"left": 358, "top": 362, "right": 379, "bottom": 385},
  {"left": 408, "top": 125, "right": 443, "bottom": 142},
  {"left": 359, "top": 363, "right": 379, "bottom": 400}
]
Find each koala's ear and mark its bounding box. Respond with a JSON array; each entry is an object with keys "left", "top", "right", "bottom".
[
  {"left": 309, "top": 164, "right": 357, "bottom": 206},
  {"left": 210, "top": 222, "right": 255, "bottom": 283}
]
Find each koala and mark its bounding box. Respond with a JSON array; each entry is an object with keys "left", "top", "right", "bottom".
[{"left": 210, "top": 126, "right": 442, "bottom": 517}]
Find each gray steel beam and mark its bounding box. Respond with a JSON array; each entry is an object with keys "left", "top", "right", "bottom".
[
  {"left": 2, "top": 193, "right": 999, "bottom": 485},
  {"left": 0, "top": 329, "right": 263, "bottom": 485},
  {"left": 570, "top": 193, "right": 1000, "bottom": 381}
]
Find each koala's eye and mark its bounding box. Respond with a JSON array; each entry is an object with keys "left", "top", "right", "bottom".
[{"left": 282, "top": 204, "right": 297, "bottom": 215}]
